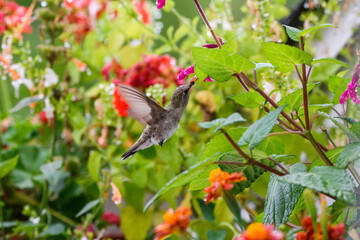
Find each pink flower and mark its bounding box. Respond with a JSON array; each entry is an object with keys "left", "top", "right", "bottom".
[
  {"left": 110, "top": 182, "right": 122, "bottom": 205},
  {"left": 340, "top": 55, "right": 360, "bottom": 104},
  {"left": 156, "top": 0, "right": 166, "bottom": 9},
  {"left": 102, "top": 212, "right": 120, "bottom": 225},
  {"left": 177, "top": 64, "right": 215, "bottom": 83}
]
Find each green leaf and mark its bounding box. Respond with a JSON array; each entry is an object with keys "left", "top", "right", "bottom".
[
  {"left": 298, "top": 104, "right": 333, "bottom": 116},
  {"left": 238, "top": 106, "right": 286, "bottom": 149},
  {"left": 75, "top": 199, "right": 100, "bottom": 217},
  {"left": 38, "top": 223, "right": 65, "bottom": 237},
  {"left": 262, "top": 42, "right": 313, "bottom": 72},
  {"left": 336, "top": 143, "right": 360, "bottom": 169},
  {"left": 192, "top": 47, "right": 255, "bottom": 82},
  {"left": 298, "top": 24, "right": 336, "bottom": 36},
  {"left": 228, "top": 92, "right": 264, "bottom": 109},
  {"left": 197, "top": 199, "right": 215, "bottom": 222},
  {"left": 332, "top": 77, "right": 351, "bottom": 104},
  {"left": 310, "top": 147, "right": 345, "bottom": 167},
  {"left": 194, "top": 64, "right": 208, "bottom": 82},
  {"left": 219, "top": 151, "right": 272, "bottom": 194},
  {"left": 10, "top": 96, "right": 44, "bottom": 113},
  {"left": 87, "top": 151, "right": 101, "bottom": 181},
  {"left": 283, "top": 25, "right": 301, "bottom": 42},
  {"left": 256, "top": 137, "right": 284, "bottom": 155},
  {"left": 207, "top": 229, "right": 227, "bottom": 240},
  {"left": 189, "top": 164, "right": 218, "bottom": 190},
  {"left": 223, "top": 190, "right": 244, "bottom": 230},
  {"left": 263, "top": 163, "right": 306, "bottom": 226},
  {"left": 270, "top": 154, "right": 296, "bottom": 162},
  {"left": 40, "top": 160, "right": 69, "bottom": 194},
  {"left": 312, "top": 58, "right": 349, "bottom": 68},
  {"left": 350, "top": 122, "right": 360, "bottom": 138},
  {"left": 0, "top": 155, "right": 18, "bottom": 178},
  {"left": 69, "top": 111, "right": 87, "bottom": 144},
  {"left": 328, "top": 76, "right": 343, "bottom": 93},
  {"left": 277, "top": 83, "right": 317, "bottom": 112},
  {"left": 280, "top": 166, "right": 356, "bottom": 205},
  {"left": 198, "top": 113, "right": 246, "bottom": 133},
  {"left": 121, "top": 206, "right": 153, "bottom": 240}
]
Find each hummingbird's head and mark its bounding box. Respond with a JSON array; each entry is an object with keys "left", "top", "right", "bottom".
[{"left": 170, "top": 81, "right": 195, "bottom": 108}]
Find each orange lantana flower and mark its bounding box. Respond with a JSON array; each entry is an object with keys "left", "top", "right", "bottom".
[
  {"left": 234, "top": 223, "right": 285, "bottom": 240},
  {"left": 296, "top": 216, "right": 345, "bottom": 240},
  {"left": 204, "top": 168, "right": 246, "bottom": 204},
  {"left": 154, "top": 207, "right": 192, "bottom": 240}
]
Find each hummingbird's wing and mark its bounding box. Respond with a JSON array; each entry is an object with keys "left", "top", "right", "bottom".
[{"left": 117, "top": 84, "right": 167, "bottom": 125}]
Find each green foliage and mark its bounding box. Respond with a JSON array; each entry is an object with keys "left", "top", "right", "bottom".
[
  {"left": 238, "top": 106, "right": 286, "bottom": 149},
  {"left": 298, "top": 24, "right": 336, "bottom": 36},
  {"left": 192, "top": 47, "right": 255, "bottom": 82},
  {"left": 280, "top": 166, "right": 356, "bottom": 205},
  {"left": 336, "top": 143, "right": 360, "bottom": 168},
  {"left": 75, "top": 199, "right": 101, "bottom": 218},
  {"left": 198, "top": 113, "right": 246, "bottom": 133},
  {"left": 121, "top": 206, "right": 153, "bottom": 240},
  {"left": 228, "top": 92, "right": 264, "bottom": 109},
  {"left": 263, "top": 163, "right": 306, "bottom": 226},
  {"left": 262, "top": 42, "right": 313, "bottom": 72},
  {"left": 283, "top": 25, "right": 301, "bottom": 42},
  {"left": 0, "top": 154, "right": 19, "bottom": 178}
]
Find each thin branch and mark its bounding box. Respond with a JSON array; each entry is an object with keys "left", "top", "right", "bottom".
[
  {"left": 319, "top": 126, "right": 337, "bottom": 148},
  {"left": 309, "top": 113, "right": 321, "bottom": 130},
  {"left": 214, "top": 161, "right": 248, "bottom": 166},
  {"left": 268, "top": 131, "right": 302, "bottom": 137},
  {"left": 306, "top": 65, "right": 313, "bottom": 80},
  {"left": 234, "top": 74, "right": 250, "bottom": 92},
  {"left": 300, "top": 36, "right": 310, "bottom": 130},
  {"left": 268, "top": 157, "right": 290, "bottom": 174}
]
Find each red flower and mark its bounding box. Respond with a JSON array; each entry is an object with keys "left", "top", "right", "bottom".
[
  {"left": 154, "top": 207, "right": 192, "bottom": 240},
  {"left": 204, "top": 168, "right": 246, "bottom": 204},
  {"left": 296, "top": 216, "right": 345, "bottom": 240},
  {"left": 101, "top": 58, "right": 123, "bottom": 81},
  {"left": 132, "top": 0, "right": 150, "bottom": 25},
  {"left": 113, "top": 87, "right": 129, "bottom": 117},
  {"left": 65, "top": 0, "right": 91, "bottom": 9},
  {"left": 102, "top": 212, "right": 120, "bottom": 225},
  {"left": 234, "top": 223, "right": 284, "bottom": 240}
]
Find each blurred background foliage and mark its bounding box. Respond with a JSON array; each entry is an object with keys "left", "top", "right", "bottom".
[{"left": 0, "top": 0, "right": 359, "bottom": 239}]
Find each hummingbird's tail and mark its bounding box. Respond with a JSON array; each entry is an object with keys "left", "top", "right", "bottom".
[
  {"left": 121, "top": 148, "right": 137, "bottom": 160},
  {"left": 121, "top": 137, "right": 153, "bottom": 160}
]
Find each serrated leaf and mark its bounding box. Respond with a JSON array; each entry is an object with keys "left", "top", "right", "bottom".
[
  {"left": 277, "top": 83, "right": 317, "bottom": 112},
  {"left": 310, "top": 147, "right": 345, "bottom": 167},
  {"left": 198, "top": 113, "right": 246, "bottom": 133},
  {"left": 219, "top": 151, "right": 272, "bottom": 194},
  {"left": 336, "top": 143, "right": 360, "bottom": 169},
  {"left": 256, "top": 137, "right": 284, "bottom": 155},
  {"left": 283, "top": 25, "right": 301, "bottom": 42},
  {"left": 87, "top": 151, "right": 101, "bottom": 181},
  {"left": 223, "top": 190, "right": 243, "bottom": 230},
  {"left": 10, "top": 96, "right": 44, "bottom": 113},
  {"left": 279, "top": 166, "right": 356, "bottom": 205},
  {"left": 238, "top": 106, "right": 286, "bottom": 149},
  {"left": 0, "top": 155, "right": 19, "bottom": 178},
  {"left": 350, "top": 122, "right": 360, "bottom": 138},
  {"left": 262, "top": 42, "right": 313, "bottom": 72},
  {"left": 299, "top": 24, "right": 335, "bottom": 36},
  {"left": 312, "top": 58, "right": 349, "bottom": 68},
  {"left": 75, "top": 199, "right": 100, "bottom": 217},
  {"left": 263, "top": 163, "right": 306, "bottom": 226},
  {"left": 229, "top": 92, "right": 264, "bottom": 109},
  {"left": 192, "top": 47, "right": 255, "bottom": 82}
]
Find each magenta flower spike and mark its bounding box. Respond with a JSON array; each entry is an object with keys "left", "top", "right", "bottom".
[
  {"left": 156, "top": 0, "right": 166, "bottom": 9},
  {"left": 177, "top": 64, "right": 214, "bottom": 83},
  {"left": 339, "top": 52, "right": 360, "bottom": 104}
]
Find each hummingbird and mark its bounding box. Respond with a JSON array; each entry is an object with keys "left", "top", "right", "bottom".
[{"left": 118, "top": 81, "right": 195, "bottom": 160}]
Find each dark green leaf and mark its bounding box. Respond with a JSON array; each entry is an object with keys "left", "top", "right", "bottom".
[
  {"left": 207, "top": 229, "right": 227, "bottom": 240},
  {"left": 198, "top": 113, "right": 246, "bottom": 133},
  {"left": 0, "top": 154, "right": 18, "bottom": 178},
  {"left": 228, "top": 92, "right": 264, "bottom": 109},
  {"left": 279, "top": 166, "right": 356, "bottom": 205},
  {"left": 283, "top": 25, "right": 301, "bottom": 42},
  {"left": 238, "top": 106, "right": 286, "bottom": 149},
  {"left": 192, "top": 47, "right": 255, "bottom": 82},
  {"left": 263, "top": 163, "right": 306, "bottom": 226},
  {"left": 312, "top": 58, "right": 349, "bottom": 68},
  {"left": 262, "top": 42, "right": 313, "bottom": 72},
  {"left": 87, "top": 151, "right": 101, "bottom": 181},
  {"left": 299, "top": 24, "right": 336, "bottom": 36},
  {"left": 75, "top": 199, "right": 100, "bottom": 217},
  {"left": 10, "top": 96, "right": 44, "bottom": 113},
  {"left": 336, "top": 143, "right": 360, "bottom": 169},
  {"left": 38, "top": 223, "right": 65, "bottom": 237},
  {"left": 40, "top": 160, "right": 69, "bottom": 194},
  {"left": 197, "top": 199, "right": 215, "bottom": 222},
  {"left": 223, "top": 189, "right": 244, "bottom": 230},
  {"left": 277, "top": 83, "right": 317, "bottom": 113}
]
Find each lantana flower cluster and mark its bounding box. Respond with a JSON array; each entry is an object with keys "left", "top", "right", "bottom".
[
  {"left": 296, "top": 216, "right": 345, "bottom": 240},
  {"left": 0, "top": 0, "right": 33, "bottom": 36},
  {"left": 204, "top": 168, "right": 246, "bottom": 204},
  {"left": 154, "top": 206, "right": 192, "bottom": 240},
  {"left": 234, "top": 223, "right": 285, "bottom": 240}
]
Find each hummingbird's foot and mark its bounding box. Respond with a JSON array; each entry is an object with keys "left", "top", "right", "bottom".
[{"left": 159, "top": 140, "right": 164, "bottom": 146}]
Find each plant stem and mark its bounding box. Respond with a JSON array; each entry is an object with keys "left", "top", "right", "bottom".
[
  {"left": 268, "top": 157, "right": 290, "bottom": 174},
  {"left": 235, "top": 74, "right": 250, "bottom": 91},
  {"left": 193, "top": 0, "right": 222, "bottom": 48},
  {"left": 300, "top": 36, "right": 310, "bottom": 130},
  {"left": 304, "top": 131, "right": 332, "bottom": 166},
  {"left": 220, "top": 129, "right": 286, "bottom": 176},
  {"left": 268, "top": 131, "right": 302, "bottom": 137},
  {"left": 0, "top": 198, "right": 4, "bottom": 240},
  {"left": 319, "top": 126, "right": 337, "bottom": 148}
]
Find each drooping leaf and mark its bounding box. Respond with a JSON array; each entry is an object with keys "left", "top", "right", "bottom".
[
  {"left": 262, "top": 42, "right": 313, "bottom": 72},
  {"left": 192, "top": 47, "right": 255, "bottom": 82},
  {"left": 75, "top": 199, "right": 101, "bottom": 217},
  {"left": 336, "top": 143, "right": 360, "bottom": 169},
  {"left": 298, "top": 24, "right": 336, "bottom": 36},
  {"left": 228, "top": 92, "right": 264, "bottom": 109},
  {"left": 238, "top": 106, "right": 286, "bottom": 149},
  {"left": 198, "top": 113, "right": 246, "bottom": 133},
  {"left": 10, "top": 95, "right": 44, "bottom": 113},
  {"left": 279, "top": 166, "right": 356, "bottom": 205},
  {"left": 277, "top": 83, "right": 317, "bottom": 113},
  {"left": 223, "top": 190, "right": 244, "bottom": 230},
  {"left": 87, "top": 151, "right": 101, "bottom": 181},
  {"left": 312, "top": 58, "right": 349, "bottom": 68},
  {"left": 263, "top": 163, "right": 306, "bottom": 226},
  {"left": 0, "top": 154, "right": 19, "bottom": 178},
  {"left": 283, "top": 25, "right": 301, "bottom": 42}
]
